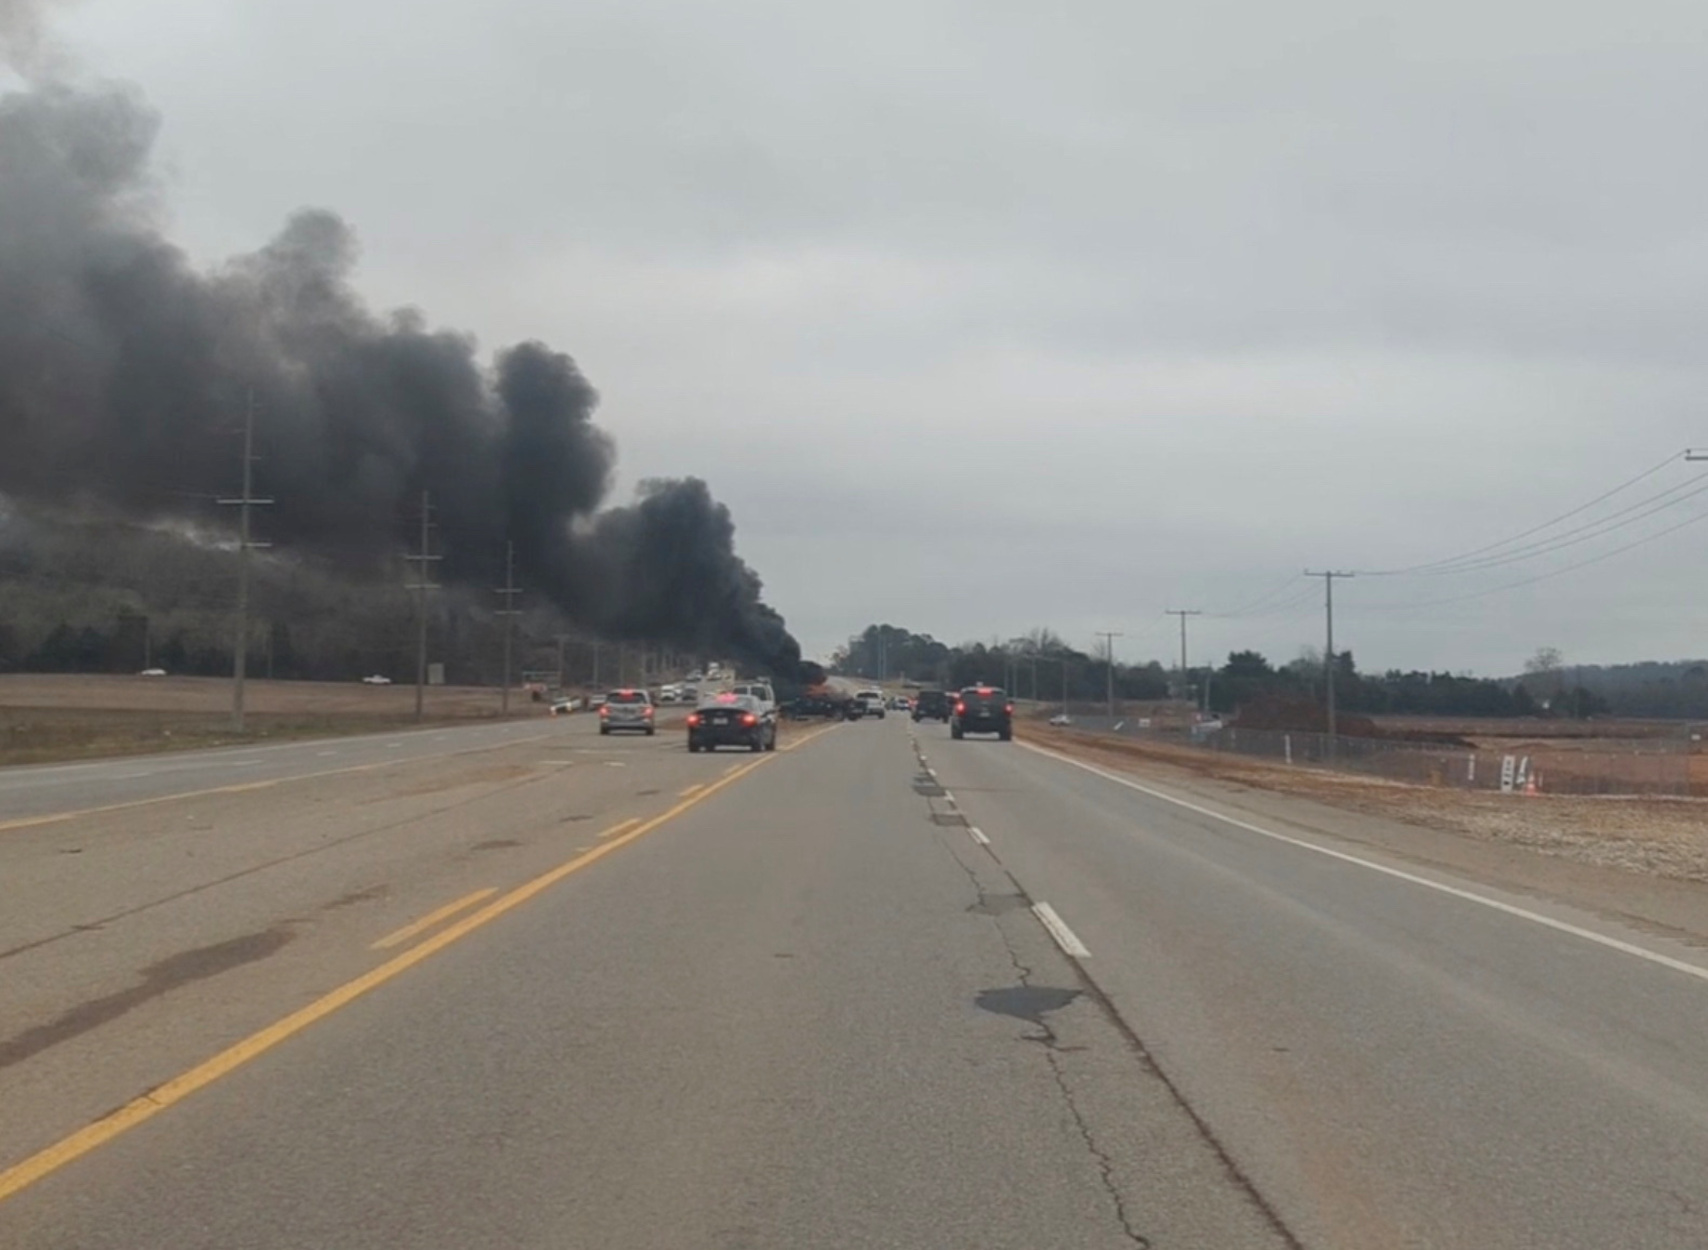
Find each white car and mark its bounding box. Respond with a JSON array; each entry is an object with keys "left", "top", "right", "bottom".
[
  {"left": 362, "top": 674, "right": 392, "bottom": 685},
  {"left": 138, "top": 667, "right": 168, "bottom": 677},
  {"left": 730, "top": 682, "right": 776, "bottom": 711},
  {"left": 1049, "top": 713, "right": 1072, "bottom": 727},
  {"left": 855, "top": 689, "right": 886, "bottom": 719}
]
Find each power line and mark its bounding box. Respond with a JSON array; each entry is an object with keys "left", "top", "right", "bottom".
[
  {"left": 1370, "top": 471, "right": 1708, "bottom": 578},
  {"left": 1361, "top": 500, "right": 1708, "bottom": 612},
  {"left": 1210, "top": 574, "right": 1309, "bottom": 618},
  {"left": 1360, "top": 449, "right": 1689, "bottom": 576}
]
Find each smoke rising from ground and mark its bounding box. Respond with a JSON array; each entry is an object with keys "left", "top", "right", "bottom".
[{"left": 0, "top": 78, "right": 803, "bottom": 676}]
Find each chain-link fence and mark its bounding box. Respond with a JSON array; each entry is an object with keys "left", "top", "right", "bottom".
[{"left": 1057, "top": 714, "right": 1695, "bottom": 797}]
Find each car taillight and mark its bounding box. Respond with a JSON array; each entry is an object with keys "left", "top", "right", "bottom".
[
  {"left": 599, "top": 705, "right": 609, "bottom": 717},
  {"left": 643, "top": 706, "right": 654, "bottom": 717},
  {"left": 1006, "top": 703, "right": 1014, "bottom": 715},
  {"left": 741, "top": 712, "right": 758, "bottom": 726},
  {"left": 687, "top": 713, "right": 701, "bottom": 726},
  {"left": 955, "top": 702, "right": 966, "bottom": 715}
]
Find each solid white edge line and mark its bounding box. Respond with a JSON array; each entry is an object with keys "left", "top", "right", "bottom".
[
  {"left": 1032, "top": 902, "right": 1091, "bottom": 958},
  {"left": 1017, "top": 740, "right": 1708, "bottom": 986},
  {"left": 968, "top": 826, "right": 990, "bottom": 846}
]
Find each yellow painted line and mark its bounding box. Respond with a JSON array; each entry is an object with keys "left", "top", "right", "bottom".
[
  {"left": 0, "top": 750, "right": 774, "bottom": 1207},
  {"left": 781, "top": 721, "right": 844, "bottom": 752},
  {"left": 596, "top": 817, "right": 641, "bottom": 840},
  {"left": 0, "top": 730, "right": 562, "bottom": 837},
  {"left": 678, "top": 783, "right": 704, "bottom": 798},
  {"left": 369, "top": 888, "right": 497, "bottom": 950}
]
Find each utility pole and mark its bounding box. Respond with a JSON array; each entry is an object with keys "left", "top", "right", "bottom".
[
  {"left": 218, "top": 392, "right": 272, "bottom": 732},
  {"left": 1165, "top": 609, "right": 1201, "bottom": 703},
  {"left": 404, "top": 491, "right": 441, "bottom": 721},
  {"left": 494, "top": 540, "right": 521, "bottom": 715},
  {"left": 1305, "top": 571, "right": 1355, "bottom": 746},
  {"left": 1095, "top": 631, "right": 1122, "bottom": 721}
]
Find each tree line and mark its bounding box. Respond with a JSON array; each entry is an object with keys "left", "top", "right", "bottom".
[{"left": 831, "top": 624, "right": 1637, "bottom": 720}]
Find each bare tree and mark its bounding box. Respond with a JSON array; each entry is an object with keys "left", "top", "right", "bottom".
[{"left": 1524, "top": 646, "right": 1566, "bottom": 709}]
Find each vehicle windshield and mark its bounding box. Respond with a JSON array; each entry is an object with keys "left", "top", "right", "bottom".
[
  {"left": 607, "top": 691, "right": 649, "bottom": 704},
  {"left": 698, "top": 694, "right": 757, "bottom": 711}
]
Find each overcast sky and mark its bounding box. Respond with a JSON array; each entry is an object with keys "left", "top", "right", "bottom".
[{"left": 26, "top": 0, "right": 1708, "bottom": 673}]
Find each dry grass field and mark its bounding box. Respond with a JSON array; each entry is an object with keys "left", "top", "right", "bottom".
[{"left": 0, "top": 674, "right": 542, "bottom": 765}]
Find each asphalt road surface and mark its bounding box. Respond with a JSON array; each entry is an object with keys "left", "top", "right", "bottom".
[{"left": 2, "top": 712, "right": 1706, "bottom": 1248}]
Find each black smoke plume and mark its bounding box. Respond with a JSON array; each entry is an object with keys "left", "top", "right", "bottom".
[{"left": 0, "top": 79, "right": 806, "bottom": 677}]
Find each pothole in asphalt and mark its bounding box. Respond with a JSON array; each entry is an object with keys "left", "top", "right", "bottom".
[
  {"left": 913, "top": 782, "right": 946, "bottom": 796},
  {"left": 975, "top": 985, "right": 1082, "bottom": 1027},
  {"left": 472, "top": 838, "right": 522, "bottom": 851},
  {"left": 965, "top": 894, "right": 1029, "bottom": 916},
  {"left": 932, "top": 811, "right": 968, "bottom": 826}
]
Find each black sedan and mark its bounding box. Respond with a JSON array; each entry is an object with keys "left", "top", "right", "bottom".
[{"left": 687, "top": 693, "right": 778, "bottom": 753}]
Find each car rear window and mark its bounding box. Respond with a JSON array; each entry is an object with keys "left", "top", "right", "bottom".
[
  {"left": 963, "top": 688, "right": 1006, "bottom": 704},
  {"left": 608, "top": 690, "right": 649, "bottom": 704}
]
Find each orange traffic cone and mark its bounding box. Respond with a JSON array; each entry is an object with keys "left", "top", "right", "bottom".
[{"left": 1524, "top": 771, "right": 1539, "bottom": 796}]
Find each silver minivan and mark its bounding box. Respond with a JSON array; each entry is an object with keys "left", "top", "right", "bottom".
[{"left": 599, "top": 689, "right": 656, "bottom": 735}]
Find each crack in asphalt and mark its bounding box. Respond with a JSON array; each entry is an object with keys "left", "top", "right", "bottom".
[{"left": 943, "top": 833, "right": 1151, "bottom": 1248}]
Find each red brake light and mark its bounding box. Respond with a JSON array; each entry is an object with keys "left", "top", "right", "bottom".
[
  {"left": 687, "top": 713, "right": 701, "bottom": 726},
  {"left": 643, "top": 706, "right": 654, "bottom": 717},
  {"left": 741, "top": 712, "right": 758, "bottom": 726},
  {"left": 955, "top": 701, "right": 966, "bottom": 715},
  {"left": 598, "top": 705, "right": 609, "bottom": 717},
  {"left": 1006, "top": 703, "right": 1014, "bottom": 715}
]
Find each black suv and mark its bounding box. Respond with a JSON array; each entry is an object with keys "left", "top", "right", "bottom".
[
  {"left": 951, "top": 686, "right": 1013, "bottom": 740},
  {"left": 912, "top": 690, "right": 952, "bottom": 722}
]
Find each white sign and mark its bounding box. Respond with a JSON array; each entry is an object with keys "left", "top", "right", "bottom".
[{"left": 1499, "top": 755, "right": 1517, "bottom": 794}]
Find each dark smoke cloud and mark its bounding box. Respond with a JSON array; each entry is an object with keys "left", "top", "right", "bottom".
[{"left": 0, "top": 80, "right": 806, "bottom": 676}]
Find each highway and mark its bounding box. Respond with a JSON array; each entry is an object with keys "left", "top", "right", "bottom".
[{"left": 2, "top": 712, "right": 1706, "bottom": 1247}]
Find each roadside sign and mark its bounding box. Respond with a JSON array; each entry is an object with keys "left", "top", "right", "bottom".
[{"left": 1500, "top": 755, "right": 1516, "bottom": 794}]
